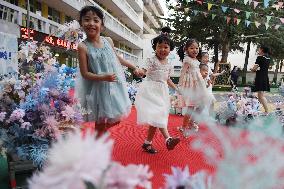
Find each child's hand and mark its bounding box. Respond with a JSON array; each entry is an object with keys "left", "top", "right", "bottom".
[
  {"left": 103, "top": 74, "right": 117, "bottom": 82},
  {"left": 134, "top": 68, "right": 145, "bottom": 77}
]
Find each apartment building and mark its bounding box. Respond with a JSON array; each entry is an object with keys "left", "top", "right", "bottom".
[{"left": 0, "top": 0, "right": 148, "bottom": 67}]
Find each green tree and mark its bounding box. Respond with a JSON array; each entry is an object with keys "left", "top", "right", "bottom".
[{"left": 164, "top": 0, "right": 284, "bottom": 69}]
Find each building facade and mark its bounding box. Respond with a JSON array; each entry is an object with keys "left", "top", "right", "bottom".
[{"left": 0, "top": 0, "right": 153, "bottom": 67}]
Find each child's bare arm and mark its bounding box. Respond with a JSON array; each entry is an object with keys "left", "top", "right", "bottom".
[
  {"left": 167, "top": 78, "right": 179, "bottom": 92},
  {"left": 105, "top": 37, "right": 141, "bottom": 75}
]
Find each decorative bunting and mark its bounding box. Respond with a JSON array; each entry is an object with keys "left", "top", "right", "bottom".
[
  {"left": 275, "top": 25, "right": 281, "bottom": 29},
  {"left": 254, "top": 21, "right": 261, "bottom": 28},
  {"left": 278, "top": 2, "right": 284, "bottom": 7},
  {"left": 244, "top": 0, "right": 249, "bottom": 5},
  {"left": 208, "top": 3, "right": 213, "bottom": 11},
  {"left": 221, "top": 6, "right": 228, "bottom": 12},
  {"left": 237, "top": 18, "right": 241, "bottom": 25},
  {"left": 265, "top": 22, "right": 269, "bottom": 30},
  {"left": 234, "top": 8, "right": 241, "bottom": 13},
  {"left": 280, "top": 18, "right": 284, "bottom": 24},
  {"left": 203, "top": 12, "right": 208, "bottom": 17},
  {"left": 253, "top": 1, "right": 259, "bottom": 9},
  {"left": 266, "top": 16, "right": 272, "bottom": 22},
  {"left": 193, "top": 10, "right": 199, "bottom": 15},
  {"left": 212, "top": 14, "right": 216, "bottom": 20},
  {"left": 234, "top": 17, "right": 238, "bottom": 24},
  {"left": 272, "top": 5, "right": 280, "bottom": 10},
  {"left": 248, "top": 0, "right": 253, "bottom": 4},
  {"left": 263, "top": 0, "right": 270, "bottom": 8},
  {"left": 196, "top": 0, "right": 203, "bottom": 5},
  {"left": 184, "top": 8, "right": 190, "bottom": 13},
  {"left": 245, "top": 20, "right": 251, "bottom": 27},
  {"left": 222, "top": 0, "right": 225, "bottom": 3},
  {"left": 226, "top": 16, "right": 231, "bottom": 24},
  {"left": 245, "top": 12, "right": 251, "bottom": 19}
]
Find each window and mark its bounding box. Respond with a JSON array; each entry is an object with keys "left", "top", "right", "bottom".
[
  {"left": 48, "top": 7, "right": 60, "bottom": 23},
  {"left": 65, "top": 16, "right": 73, "bottom": 23},
  {"left": 4, "top": 0, "right": 18, "bottom": 6}
]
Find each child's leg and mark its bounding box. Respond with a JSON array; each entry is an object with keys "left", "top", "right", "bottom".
[
  {"left": 159, "top": 128, "right": 180, "bottom": 150},
  {"left": 145, "top": 126, "right": 157, "bottom": 142},
  {"left": 142, "top": 126, "right": 158, "bottom": 154},
  {"left": 95, "top": 122, "right": 106, "bottom": 138},
  {"left": 257, "top": 91, "right": 269, "bottom": 113}
]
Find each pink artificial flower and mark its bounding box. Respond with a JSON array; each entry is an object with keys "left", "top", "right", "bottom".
[
  {"left": 106, "top": 163, "right": 153, "bottom": 189},
  {"left": 21, "top": 122, "right": 32, "bottom": 130},
  {"left": 61, "top": 105, "right": 76, "bottom": 122},
  {"left": 9, "top": 109, "right": 25, "bottom": 122},
  {"left": 29, "top": 132, "right": 113, "bottom": 189},
  {"left": 0, "top": 112, "right": 7, "bottom": 122}
]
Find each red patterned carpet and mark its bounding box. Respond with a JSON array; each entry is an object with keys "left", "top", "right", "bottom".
[{"left": 83, "top": 107, "right": 216, "bottom": 189}]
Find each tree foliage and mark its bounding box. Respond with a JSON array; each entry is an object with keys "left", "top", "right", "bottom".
[{"left": 165, "top": 0, "right": 284, "bottom": 63}]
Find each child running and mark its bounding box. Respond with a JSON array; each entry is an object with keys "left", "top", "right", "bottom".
[
  {"left": 178, "top": 39, "right": 214, "bottom": 137},
  {"left": 75, "top": 6, "right": 140, "bottom": 136},
  {"left": 199, "top": 52, "right": 224, "bottom": 115},
  {"left": 135, "top": 34, "right": 180, "bottom": 154}
]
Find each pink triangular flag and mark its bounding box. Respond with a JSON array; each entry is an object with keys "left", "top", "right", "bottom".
[
  {"left": 234, "top": 17, "right": 238, "bottom": 24},
  {"left": 196, "top": 0, "right": 203, "bottom": 5},
  {"left": 203, "top": 12, "right": 208, "bottom": 17},
  {"left": 280, "top": 18, "right": 284, "bottom": 24},
  {"left": 255, "top": 21, "right": 261, "bottom": 28},
  {"left": 253, "top": 1, "right": 259, "bottom": 8},
  {"left": 273, "top": 5, "right": 280, "bottom": 10},
  {"left": 227, "top": 16, "right": 231, "bottom": 24},
  {"left": 234, "top": 8, "right": 241, "bottom": 13},
  {"left": 278, "top": 2, "right": 283, "bottom": 7}
]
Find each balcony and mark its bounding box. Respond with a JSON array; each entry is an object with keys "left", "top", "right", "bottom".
[
  {"left": 55, "top": 0, "right": 143, "bottom": 48},
  {"left": 0, "top": 0, "right": 143, "bottom": 49},
  {"left": 143, "top": 6, "right": 160, "bottom": 29},
  {"left": 94, "top": 0, "right": 143, "bottom": 31},
  {"left": 0, "top": 0, "right": 61, "bottom": 35},
  {"left": 115, "top": 47, "right": 138, "bottom": 65},
  {"left": 126, "top": 0, "right": 143, "bottom": 12},
  {"left": 143, "top": 21, "right": 155, "bottom": 34}
]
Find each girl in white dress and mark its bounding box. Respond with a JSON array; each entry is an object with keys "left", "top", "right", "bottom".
[
  {"left": 135, "top": 34, "right": 180, "bottom": 154},
  {"left": 178, "top": 39, "right": 214, "bottom": 137},
  {"left": 199, "top": 52, "right": 224, "bottom": 115}
]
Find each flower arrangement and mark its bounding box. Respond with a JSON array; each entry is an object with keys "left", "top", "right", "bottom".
[
  {"left": 0, "top": 69, "right": 83, "bottom": 166},
  {"left": 55, "top": 20, "right": 85, "bottom": 49},
  {"left": 216, "top": 89, "right": 261, "bottom": 125},
  {"left": 28, "top": 131, "right": 153, "bottom": 189},
  {"left": 0, "top": 39, "right": 83, "bottom": 167},
  {"left": 163, "top": 166, "right": 211, "bottom": 189},
  {"left": 190, "top": 115, "right": 284, "bottom": 189}
]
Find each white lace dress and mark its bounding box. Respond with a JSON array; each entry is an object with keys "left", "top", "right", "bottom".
[
  {"left": 179, "top": 56, "right": 214, "bottom": 107},
  {"left": 135, "top": 56, "right": 171, "bottom": 128}
]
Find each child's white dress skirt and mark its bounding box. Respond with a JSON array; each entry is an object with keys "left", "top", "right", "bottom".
[{"left": 135, "top": 80, "right": 170, "bottom": 128}]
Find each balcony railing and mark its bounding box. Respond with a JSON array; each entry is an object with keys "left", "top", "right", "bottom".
[
  {"left": 115, "top": 47, "right": 139, "bottom": 64},
  {"left": 143, "top": 6, "right": 160, "bottom": 29},
  {"left": 114, "top": 0, "right": 139, "bottom": 22}
]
